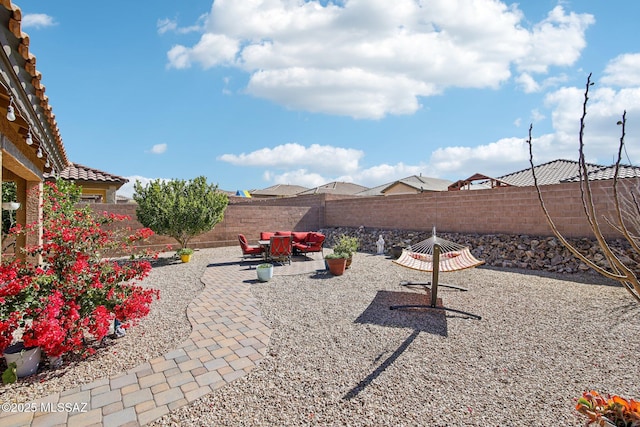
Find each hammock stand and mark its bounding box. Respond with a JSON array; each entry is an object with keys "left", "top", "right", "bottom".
[{"left": 390, "top": 228, "right": 484, "bottom": 320}]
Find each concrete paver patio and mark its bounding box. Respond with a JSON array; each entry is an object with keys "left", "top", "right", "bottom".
[{"left": 0, "top": 255, "right": 325, "bottom": 427}]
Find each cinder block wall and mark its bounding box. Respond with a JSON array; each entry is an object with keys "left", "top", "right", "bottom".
[
  {"left": 99, "top": 202, "right": 323, "bottom": 251},
  {"left": 323, "top": 179, "right": 633, "bottom": 239},
  {"left": 93, "top": 178, "right": 639, "bottom": 252}
]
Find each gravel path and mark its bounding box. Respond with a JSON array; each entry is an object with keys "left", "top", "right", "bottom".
[{"left": 153, "top": 251, "right": 640, "bottom": 427}]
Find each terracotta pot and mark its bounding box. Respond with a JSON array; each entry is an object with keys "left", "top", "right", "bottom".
[{"left": 326, "top": 257, "right": 347, "bottom": 276}]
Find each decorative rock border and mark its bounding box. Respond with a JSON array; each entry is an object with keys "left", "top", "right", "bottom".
[{"left": 321, "top": 227, "right": 640, "bottom": 275}]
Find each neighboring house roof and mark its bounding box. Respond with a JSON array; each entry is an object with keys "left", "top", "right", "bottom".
[
  {"left": 45, "top": 163, "right": 128, "bottom": 186},
  {"left": 116, "top": 194, "right": 135, "bottom": 203},
  {"left": 496, "top": 159, "right": 604, "bottom": 187},
  {"left": 358, "top": 175, "right": 452, "bottom": 196},
  {"left": 297, "top": 182, "right": 368, "bottom": 196},
  {"left": 561, "top": 164, "right": 640, "bottom": 182},
  {"left": 251, "top": 184, "right": 310, "bottom": 197}
]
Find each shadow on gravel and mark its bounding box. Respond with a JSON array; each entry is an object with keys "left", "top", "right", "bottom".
[
  {"left": 344, "top": 290, "right": 450, "bottom": 400},
  {"left": 343, "top": 329, "right": 420, "bottom": 401},
  {"left": 355, "top": 290, "right": 448, "bottom": 336},
  {"left": 477, "top": 265, "right": 622, "bottom": 287}
]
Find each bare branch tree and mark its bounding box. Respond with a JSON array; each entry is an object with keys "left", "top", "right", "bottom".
[{"left": 527, "top": 73, "right": 640, "bottom": 303}]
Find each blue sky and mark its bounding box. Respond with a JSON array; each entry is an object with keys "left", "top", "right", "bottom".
[{"left": 18, "top": 0, "right": 640, "bottom": 197}]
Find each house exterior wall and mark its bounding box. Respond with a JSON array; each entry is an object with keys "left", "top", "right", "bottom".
[{"left": 382, "top": 182, "right": 417, "bottom": 195}]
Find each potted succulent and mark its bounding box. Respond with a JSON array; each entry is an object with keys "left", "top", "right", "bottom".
[
  {"left": 177, "top": 248, "right": 194, "bottom": 263},
  {"left": 332, "top": 235, "right": 359, "bottom": 268},
  {"left": 256, "top": 263, "right": 274, "bottom": 282},
  {"left": 324, "top": 252, "right": 348, "bottom": 276}
]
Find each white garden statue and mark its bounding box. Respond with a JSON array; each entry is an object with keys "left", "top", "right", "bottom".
[{"left": 376, "top": 235, "right": 385, "bottom": 255}]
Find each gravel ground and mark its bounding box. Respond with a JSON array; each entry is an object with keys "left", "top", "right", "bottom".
[
  {"left": 153, "top": 251, "right": 640, "bottom": 427},
  {"left": 0, "top": 247, "right": 216, "bottom": 404},
  {"left": 3, "top": 247, "right": 640, "bottom": 426}
]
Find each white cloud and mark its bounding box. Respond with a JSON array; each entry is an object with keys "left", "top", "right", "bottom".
[
  {"left": 424, "top": 78, "right": 640, "bottom": 181},
  {"left": 218, "top": 143, "right": 363, "bottom": 175},
  {"left": 157, "top": 15, "right": 207, "bottom": 35},
  {"left": 157, "top": 18, "right": 177, "bottom": 35},
  {"left": 544, "top": 84, "right": 640, "bottom": 162},
  {"left": 531, "top": 109, "right": 546, "bottom": 123},
  {"left": 166, "top": 1, "right": 593, "bottom": 119},
  {"left": 217, "top": 59, "right": 640, "bottom": 188},
  {"left": 517, "top": 72, "right": 569, "bottom": 94},
  {"left": 168, "top": 33, "right": 238, "bottom": 69},
  {"left": 602, "top": 53, "right": 640, "bottom": 87},
  {"left": 117, "top": 176, "right": 170, "bottom": 199},
  {"left": 264, "top": 169, "right": 328, "bottom": 188},
  {"left": 427, "top": 137, "right": 532, "bottom": 179},
  {"left": 22, "top": 14, "right": 56, "bottom": 29},
  {"left": 149, "top": 143, "right": 167, "bottom": 154},
  {"left": 516, "top": 73, "right": 540, "bottom": 93},
  {"left": 220, "top": 142, "right": 433, "bottom": 187},
  {"left": 261, "top": 161, "right": 429, "bottom": 188},
  {"left": 515, "top": 6, "right": 594, "bottom": 74}
]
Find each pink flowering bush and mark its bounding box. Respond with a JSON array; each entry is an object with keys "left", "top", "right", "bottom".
[{"left": 0, "top": 180, "right": 159, "bottom": 359}]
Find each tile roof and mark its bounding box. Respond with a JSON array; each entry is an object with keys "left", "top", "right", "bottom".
[
  {"left": 46, "top": 163, "right": 128, "bottom": 184},
  {"left": 357, "top": 175, "right": 452, "bottom": 196},
  {"left": 497, "top": 159, "right": 604, "bottom": 187},
  {"left": 297, "top": 181, "right": 368, "bottom": 196},
  {"left": 392, "top": 175, "right": 453, "bottom": 191},
  {"left": 250, "top": 184, "right": 309, "bottom": 197},
  {"left": 562, "top": 164, "right": 640, "bottom": 182}
]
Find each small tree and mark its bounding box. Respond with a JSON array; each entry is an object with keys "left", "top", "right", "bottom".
[
  {"left": 528, "top": 73, "right": 640, "bottom": 303},
  {"left": 133, "top": 176, "right": 228, "bottom": 249}
]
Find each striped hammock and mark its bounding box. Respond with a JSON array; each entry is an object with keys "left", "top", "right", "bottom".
[{"left": 393, "top": 230, "right": 484, "bottom": 273}]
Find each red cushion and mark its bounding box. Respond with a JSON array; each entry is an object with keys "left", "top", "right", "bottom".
[
  {"left": 291, "top": 232, "right": 308, "bottom": 243},
  {"left": 306, "top": 232, "right": 325, "bottom": 244},
  {"left": 275, "top": 231, "right": 292, "bottom": 236},
  {"left": 260, "top": 232, "right": 274, "bottom": 240}
]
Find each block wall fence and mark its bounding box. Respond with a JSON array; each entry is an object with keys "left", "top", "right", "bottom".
[{"left": 94, "top": 178, "right": 639, "bottom": 252}]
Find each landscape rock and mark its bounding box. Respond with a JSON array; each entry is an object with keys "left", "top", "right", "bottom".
[{"left": 320, "top": 227, "right": 640, "bottom": 277}]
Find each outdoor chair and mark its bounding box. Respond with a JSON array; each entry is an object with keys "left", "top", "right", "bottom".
[
  {"left": 238, "top": 234, "right": 265, "bottom": 260},
  {"left": 268, "top": 235, "right": 292, "bottom": 265},
  {"left": 293, "top": 232, "right": 325, "bottom": 258}
]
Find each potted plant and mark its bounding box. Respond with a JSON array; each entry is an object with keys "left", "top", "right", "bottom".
[
  {"left": 324, "top": 252, "right": 348, "bottom": 276},
  {"left": 177, "top": 248, "right": 194, "bottom": 263},
  {"left": 332, "top": 235, "right": 359, "bottom": 268},
  {"left": 256, "top": 263, "right": 274, "bottom": 282}
]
